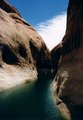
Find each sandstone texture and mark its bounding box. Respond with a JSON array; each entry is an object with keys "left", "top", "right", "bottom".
[
  {"left": 0, "top": 0, "right": 52, "bottom": 92},
  {"left": 51, "top": 0, "right": 83, "bottom": 119}
]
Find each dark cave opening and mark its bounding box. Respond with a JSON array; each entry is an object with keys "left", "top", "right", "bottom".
[{"left": 2, "top": 45, "right": 18, "bottom": 65}]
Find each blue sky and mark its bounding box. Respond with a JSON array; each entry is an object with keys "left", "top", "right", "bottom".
[{"left": 7, "top": 0, "right": 68, "bottom": 50}]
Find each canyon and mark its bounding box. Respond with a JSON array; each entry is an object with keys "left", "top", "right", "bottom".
[{"left": 0, "top": 0, "right": 83, "bottom": 119}]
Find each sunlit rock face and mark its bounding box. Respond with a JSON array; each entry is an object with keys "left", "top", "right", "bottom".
[
  {"left": 0, "top": 0, "right": 52, "bottom": 92},
  {"left": 51, "top": 0, "right": 83, "bottom": 119}
]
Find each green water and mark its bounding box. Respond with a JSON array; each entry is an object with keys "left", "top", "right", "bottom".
[{"left": 0, "top": 78, "right": 60, "bottom": 120}]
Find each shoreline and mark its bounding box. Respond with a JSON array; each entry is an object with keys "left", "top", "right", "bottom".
[{"left": 0, "top": 64, "right": 37, "bottom": 92}]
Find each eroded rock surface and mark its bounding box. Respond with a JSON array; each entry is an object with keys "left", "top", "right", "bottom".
[
  {"left": 0, "top": 0, "right": 52, "bottom": 92},
  {"left": 51, "top": 0, "right": 83, "bottom": 119}
]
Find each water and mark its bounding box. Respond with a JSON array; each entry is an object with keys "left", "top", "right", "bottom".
[{"left": 0, "top": 77, "right": 60, "bottom": 120}]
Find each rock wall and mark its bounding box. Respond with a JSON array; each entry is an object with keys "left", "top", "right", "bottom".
[
  {"left": 0, "top": 0, "right": 52, "bottom": 92},
  {"left": 51, "top": 0, "right": 83, "bottom": 119}
]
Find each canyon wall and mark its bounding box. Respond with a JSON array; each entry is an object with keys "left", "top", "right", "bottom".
[
  {"left": 0, "top": 0, "right": 52, "bottom": 91},
  {"left": 51, "top": 0, "right": 83, "bottom": 119}
]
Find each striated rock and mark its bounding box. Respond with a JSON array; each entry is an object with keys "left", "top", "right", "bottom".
[
  {"left": 0, "top": 0, "right": 20, "bottom": 16},
  {"left": 0, "top": 0, "right": 52, "bottom": 92},
  {"left": 51, "top": 0, "right": 83, "bottom": 119}
]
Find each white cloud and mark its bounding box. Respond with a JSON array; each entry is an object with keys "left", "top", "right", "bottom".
[{"left": 35, "top": 12, "right": 67, "bottom": 50}]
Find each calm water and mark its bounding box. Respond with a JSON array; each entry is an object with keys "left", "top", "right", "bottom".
[{"left": 0, "top": 77, "right": 60, "bottom": 120}]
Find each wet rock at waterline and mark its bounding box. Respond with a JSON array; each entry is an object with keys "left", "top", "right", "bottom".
[{"left": 51, "top": 0, "right": 83, "bottom": 119}]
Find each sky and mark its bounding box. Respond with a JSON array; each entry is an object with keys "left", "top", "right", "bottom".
[{"left": 7, "top": 0, "right": 68, "bottom": 50}]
